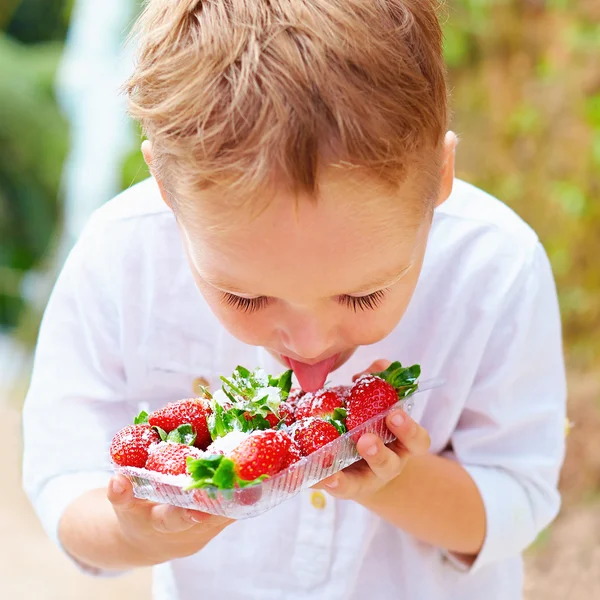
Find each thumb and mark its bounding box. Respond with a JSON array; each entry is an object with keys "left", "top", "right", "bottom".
[
  {"left": 352, "top": 359, "right": 392, "bottom": 382},
  {"left": 107, "top": 474, "right": 137, "bottom": 510}
]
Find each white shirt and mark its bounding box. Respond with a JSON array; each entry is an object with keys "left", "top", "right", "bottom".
[{"left": 22, "top": 178, "right": 566, "bottom": 600}]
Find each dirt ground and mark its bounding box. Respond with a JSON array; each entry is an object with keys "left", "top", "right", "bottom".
[{"left": 1, "top": 370, "right": 598, "bottom": 599}]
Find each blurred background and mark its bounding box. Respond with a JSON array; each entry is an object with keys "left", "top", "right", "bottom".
[{"left": 0, "top": 0, "right": 598, "bottom": 598}]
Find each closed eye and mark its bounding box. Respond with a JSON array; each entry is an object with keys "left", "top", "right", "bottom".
[
  {"left": 221, "top": 293, "right": 272, "bottom": 314},
  {"left": 221, "top": 289, "right": 388, "bottom": 313},
  {"left": 337, "top": 289, "right": 388, "bottom": 312}
]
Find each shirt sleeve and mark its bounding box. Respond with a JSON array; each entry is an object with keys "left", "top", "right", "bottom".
[
  {"left": 443, "top": 241, "right": 566, "bottom": 573},
  {"left": 22, "top": 211, "right": 133, "bottom": 576}
]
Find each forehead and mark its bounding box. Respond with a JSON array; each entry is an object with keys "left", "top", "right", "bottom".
[{"left": 182, "top": 169, "right": 426, "bottom": 299}]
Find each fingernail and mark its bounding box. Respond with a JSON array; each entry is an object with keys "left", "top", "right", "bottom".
[
  {"left": 325, "top": 477, "right": 339, "bottom": 489},
  {"left": 111, "top": 480, "right": 125, "bottom": 495},
  {"left": 188, "top": 511, "right": 206, "bottom": 523},
  {"left": 366, "top": 445, "right": 378, "bottom": 457},
  {"left": 392, "top": 413, "right": 405, "bottom": 427}
]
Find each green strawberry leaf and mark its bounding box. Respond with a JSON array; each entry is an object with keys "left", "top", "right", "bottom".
[
  {"left": 332, "top": 407, "right": 347, "bottom": 422},
  {"left": 166, "top": 424, "right": 197, "bottom": 446},
  {"left": 197, "top": 385, "right": 212, "bottom": 400},
  {"left": 235, "top": 365, "right": 251, "bottom": 379},
  {"left": 185, "top": 454, "right": 267, "bottom": 490},
  {"left": 374, "top": 362, "right": 421, "bottom": 398},
  {"left": 212, "top": 458, "right": 236, "bottom": 488},
  {"left": 245, "top": 414, "right": 272, "bottom": 431},
  {"left": 220, "top": 375, "right": 244, "bottom": 397},
  {"left": 208, "top": 402, "right": 228, "bottom": 440},
  {"left": 237, "top": 474, "right": 269, "bottom": 488},
  {"left": 325, "top": 417, "right": 347, "bottom": 435},
  {"left": 134, "top": 410, "right": 149, "bottom": 425},
  {"left": 275, "top": 369, "right": 293, "bottom": 396},
  {"left": 153, "top": 426, "right": 168, "bottom": 441}
]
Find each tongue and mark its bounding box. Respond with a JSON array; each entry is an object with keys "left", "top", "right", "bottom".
[{"left": 286, "top": 355, "right": 338, "bottom": 393}]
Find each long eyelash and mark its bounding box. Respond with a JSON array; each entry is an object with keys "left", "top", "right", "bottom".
[
  {"left": 221, "top": 293, "right": 271, "bottom": 313},
  {"left": 339, "top": 289, "right": 387, "bottom": 312}
]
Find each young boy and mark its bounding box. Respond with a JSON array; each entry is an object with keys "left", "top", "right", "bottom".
[{"left": 22, "top": 1, "right": 566, "bottom": 599}]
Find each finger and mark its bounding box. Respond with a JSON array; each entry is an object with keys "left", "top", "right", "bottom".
[
  {"left": 356, "top": 433, "right": 406, "bottom": 482},
  {"left": 316, "top": 462, "right": 375, "bottom": 500},
  {"left": 107, "top": 475, "right": 137, "bottom": 511},
  {"left": 352, "top": 359, "right": 392, "bottom": 382},
  {"left": 150, "top": 503, "right": 198, "bottom": 533},
  {"left": 385, "top": 410, "right": 430, "bottom": 455}
]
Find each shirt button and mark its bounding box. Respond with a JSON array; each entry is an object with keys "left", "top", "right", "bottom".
[
  {"left": 193, "top": 376, "right": 211, "bottom": 395},
  {"left": 310, "top": 491, "right": 326, "bottom": 510},
  {"left": 564, "top": 417, "right": 573, "bottom": 438}
]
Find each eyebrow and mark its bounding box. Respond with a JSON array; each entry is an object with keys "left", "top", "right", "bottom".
[{"left": 206, "top": 264, "right": 412, "bottom": 298}]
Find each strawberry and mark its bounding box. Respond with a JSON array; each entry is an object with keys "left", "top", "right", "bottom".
[
  {"left": 286, "top": 388, "right": 306, "bottom": 409},
  {"left": 230, "top": 430, "right": 293, "bottom": 481},
  {"left": 264, "top": 401, "right": 295, "bottom": 428},
  {"left": 265, "top": 413, "right": 279, "bottom": 428},
  {"left": 149, "top": 398, "right": 212, "bottom": 449},
  {"left": 110, "top": 424, "right": 161, "bottom": 468},
  {"left": 330, "top": 385, "right": 351, "bottom": 400},
  {"left": 291, "top": 418, "right": 340, "bottom": 457},
  {"left": 186, "top": 430, "right": 294, "bottom": 492},
  {"left": 345, "top": 362, "right": 420, "bottom": 431},
  {"left": 295, "top": 388, "right": 345, "bottom": 420},
  {"left": 145, "top": 442, "right": 205, "bottom": 476},
  {"left": 280, "top": 441, "right": 303, "bottom": 469}
]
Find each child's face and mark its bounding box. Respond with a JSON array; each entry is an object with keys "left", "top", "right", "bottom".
[{"left": 147, "top": 134, "right": 455, "bottom": 391}]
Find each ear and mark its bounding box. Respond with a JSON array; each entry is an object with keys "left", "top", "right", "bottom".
[
  {"left": 142, "top": 140, "right": 173, "bottom": 210},
  {"left": 435, "top": 131, "right": 457, "bottom": 208}
]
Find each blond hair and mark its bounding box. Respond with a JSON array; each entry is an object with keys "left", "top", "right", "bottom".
[{"left": 125, "top": 0, "right": 448, "bottom": 206}]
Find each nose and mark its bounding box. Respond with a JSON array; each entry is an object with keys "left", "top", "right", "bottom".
[{"left": 279, "top": 310, "right": 336, "bottom": 361}]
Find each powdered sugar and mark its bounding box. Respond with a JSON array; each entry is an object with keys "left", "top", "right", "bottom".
[
  {"left": 207, "top": 430, "right": 251, "bottom": 455},
  {"left": 212, "top": 389, "right": 231, "bottom": 407}
]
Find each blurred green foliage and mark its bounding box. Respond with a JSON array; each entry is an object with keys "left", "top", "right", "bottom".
[
  {"left": 444, "top": 0, "right": 600, "bottom": 365},
  {"left": 1, "top": 0, "right": 599, "bottom": 366},
  {"left": 0, "top": 34, "right": 68, "bottom": 328}
]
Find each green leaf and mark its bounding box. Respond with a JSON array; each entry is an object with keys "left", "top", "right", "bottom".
[
  {"left": 212, "top": 458, "right": 236, "bottom": 488},
  {"left": 166, "top": 424, "right": 197, "bottom": 446},
  {"left": 332, "top": 407, "right": 347, "bottom": 421},
  {"left": 245, "top": 414, "right": 272, "bottom": 431},
  {"left": 237, "top": 474, "right": 269, "bottom": 488},
  {"left": 235, "top": 365, "right": 251, "bottom": 379},
  {"left": 154, "top": 426, "right": 168, "bottom": 441},
  {"left": 220, "top": 375, "right": 244, "bottom": 396},
  {"left": 325, "top": 417, "right": 347, "bottom": 435},
  {"left": 375, "top": 362, "right": 420, "bottom": 387},
  {"left": 276, "top": 370, "right": 293, "bottom": 395},
  {"left": 187, "top": 454, "right": 223, "bottom": 479},
  {"left": 134, "top": 410, "right": 149, "bottom": 425},
  {"left": 208, "top": 402, "right": 228, "bottom": 440}
]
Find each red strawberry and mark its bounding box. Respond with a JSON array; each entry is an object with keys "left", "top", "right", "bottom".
[
  {"left": 330, "top": 385, "right": 351, "bottom": 400},
  {"left": 230, "top": 430, "right": 293, "bottom": 481},
  {"left": 149, "top": 398, "right": 212, "bottom": 449},
  {"left": 286, "top": 388, "right": 305, "bottom": 409},
  {"left": 295, "top": 389, "right": 345, "bottom": 420},
  {"left": 346, "top": 375, "right": 398, "bottom": 431},
  {"left": 110, "top": 424, "right": 161, "bottom": 467},
  {"left": 265, "top": 413, "right": 279, "bottom": 428},
  {"left": 291, "top": 418, "right": 341, "bottom": 457},
  {"left": 280, "top": 441, "right": 303, "bottom": 469},
  {"left": 264, "top": 401, "right": 296, "bottom": 428},
  {"left": 145, "top": 442, "right": 205, "bottom": 476}
]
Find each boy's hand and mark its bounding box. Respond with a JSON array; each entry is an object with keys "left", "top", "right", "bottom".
[
  {"left": 107, "top": 475, "right": 233, "bottom": 565},
  {"left": 313, "top": 360, "right": 430, "bottom": 502}
]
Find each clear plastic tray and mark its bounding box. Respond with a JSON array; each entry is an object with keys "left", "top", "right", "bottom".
[{"left": 115, "top": 377, "right": 442, "bottom": 519}]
